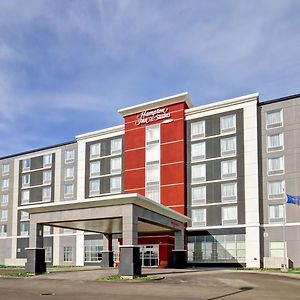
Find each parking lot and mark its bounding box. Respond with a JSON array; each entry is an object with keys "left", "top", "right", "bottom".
[{"left": 0, "top": 268, "right": 300, "bottom": 300}]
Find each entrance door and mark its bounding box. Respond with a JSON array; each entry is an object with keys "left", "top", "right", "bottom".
[{"left": 140, "top": 245, "right": 159, "bottom": 267}]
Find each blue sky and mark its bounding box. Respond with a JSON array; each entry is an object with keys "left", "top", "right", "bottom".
[{"left": 0, "top": 0, "right": 300, "bottom": 157}]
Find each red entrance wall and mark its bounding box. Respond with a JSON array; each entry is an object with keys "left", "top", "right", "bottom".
[{"left": 121, "top": 99, "right": 188, "bottom": 267}]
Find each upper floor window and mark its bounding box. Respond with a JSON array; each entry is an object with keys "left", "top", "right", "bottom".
[
  {"left": 221, "top": 182, "right": 237, "bottom": 202},
  {"left": 43, "top": 170, "right": 52, "bottom": 184},
  {"left": 43, "top": 154, "right": 52, "bottom": 167},
  {"left": 2, "top": 178, "right": 9, "bottom": 190},
  {"left": 191, "top": 164, "right": 206, "bottom": 183},
  {"left": 111, "top": 138, "right": 122, "bottom": 155},
  {"left": 90, "top": 161, "right": 100, "bottom": 177},
  {"left": 0, "top": 224, "right": 7, "bottom": 236},
  {"left": 20, "top": 211, "right": 29, "bottom": 221},
  {"left": 221, "top": 136, "right": 236, "bottom": 156},
  {"left": 42, "top": 187, "right": 51, "bottom": 202},
  {"left": 64, "top": 184, "right": 74, "bottom": 198},
  {"left": 269, "top": 204, "right": 283, "bottom": 223},
  {"left": 221, "top": 159, "right": 237, "bottom": 179},
  {"left": 222, "top": 206, "right": 238, "bottom": 225},
  {"left": 110, "top": 176, "right": 121, "bottom": 193},
  {"left": 21, "top": 190, "right": 30, "bottom": 204},
  {"left": 110, "top": 157, "right": 122, "bottom": 174},
  {"left": 22, "top": 159, "right": 30, "bottom": 170},
  {"left": 191, "top": 142, "right": 205, "bottom": 161},
  {"left": 267, "top": 133, "right": 284, "bottom": 151},
  {"left": 268, "top": 156, "right": 284, "bottom": 175},
  {"left": 191, "top": 121, "right": 205, "bottom": 140},
  {"left": 0, "top": 209, "right": 8, "bottom": 221},
  {"left": 65, "top": 149, "right": 75, "bottom": 163},
  {"left": 89, "top": 179, "right": 100, "bottom": 196},
  {"left": 1, "top": 163, "right": 9, "bottom": 175},
  {"left": 64, "top": 166, "right": 74, "bottom": 180},
  {"left": 146, "top": 164, "right": 160, "bottom": 185},
  {"left": 266, "top": 109, "right": 283, "bottom": 129},
  {"left": 146, "top": 124, "right": 160, "bottom": 143},
  {"left": 90, "top": 143, "right": 101, "bottom": 159},
  {"left": 22, "top": 174, "right": 30, "bottom": 187},
  {"left": 146, "top": 143, "right": 160, "bottom": 163},
  {"left": 191, "top": 186, "right": 206, "bottom": 205},
  {"left": 1, "top": 194, "right": 8, "bottom": 206},
  {"left": 268, "top": 180, "right": 284, "bottom": 199},
  {"left": 220, "top": 114, "right": 236, "bottom": 133},
  {"left": 145, "top": 186, "right": 160, "bottom": 203},
  {"left": 191, "top": 208, "right": 206, "bottom": 226},
  {"left": 20, "top": 222, "right": 29, "bottom": 236}
]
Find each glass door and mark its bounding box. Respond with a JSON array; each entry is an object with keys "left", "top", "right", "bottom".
[{"left": 140, "top": 245, "right": 159, "bottom": 267}]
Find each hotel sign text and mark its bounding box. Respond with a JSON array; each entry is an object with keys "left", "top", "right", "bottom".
[{"left": 135, "top": 108, "right": 171, "bottom": 126}]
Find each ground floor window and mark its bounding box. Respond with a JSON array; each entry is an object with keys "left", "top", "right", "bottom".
[
  {"left": 269, "top": 241, "right": 285, "bottom": 258},
  {"left": 84, "top": 239, "right": 102, "bottom": 262},
  {"left": 63, "top": 246, "right": 73, "bottom": 262},
  {"left": 45, "top": 246, "right": 52, "bottom": 262},
  {"left": 187, "top": 234, "right": 245, "bottom": 263}
]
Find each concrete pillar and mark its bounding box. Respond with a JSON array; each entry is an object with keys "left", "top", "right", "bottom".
[
  {"left": 101, "top": 234, "right": 114, "bottom": 267},
  {"left": 75, "top": 231, "right": 85, "bottom": 266},
  {"left": 25, "top": 221, "right": 46, "bottom": 274},
  {"left": 119, "top": 205, "right": 141, "bottom": 277},
  {"left": 171, "top": 228, "right": 187, "bottom": 268}
]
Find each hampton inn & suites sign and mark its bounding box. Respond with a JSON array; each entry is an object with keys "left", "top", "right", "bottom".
[{"left": 135, "top": 108, "right": 171, "bottom": 126}]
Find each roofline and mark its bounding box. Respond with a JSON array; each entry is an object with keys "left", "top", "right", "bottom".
[
  {"left": 118, "top": 92, "right": 193, "bottom": 117},
  {"left": 0, "top": 140, "right": 76, "bottom": 161},
  {"left": 185, "top": 92, "right": 259, "bottom": 117},
  {"left": 76, "top": 124, "right": 124, "bottom": 141},
  {"left": 259, "top": 92, "right": 300, "bottom": 106}
]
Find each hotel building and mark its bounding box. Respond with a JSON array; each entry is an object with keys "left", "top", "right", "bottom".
[{"left": 0, "top": 92, "right": 300, "bottom": 269}]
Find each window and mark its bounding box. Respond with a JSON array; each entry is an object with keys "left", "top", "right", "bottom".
[
  {"left": 84, "top": 239, "right": 102, "bottom": 262},
  {"left": 146, "top": 164, "right": 160, "bottom": 184},
  {"left": 22, "top": 174, "right": 30, "bottom": 187},
  {"left": 2, "top": 163, "right": 9, "bottom": 174},
  {"left": 221, "top": 182, "right": 237, "bottom": 202},
  {"left": 267, "top": 133, "right": 283, "bottom": 151},
  {"left": 2, "top": 178, "right": 9, "bottom": 190},
  {"left": 191, "top": 208, "right": 206, "bottom": 226},
  {"left": 221, "top": 136, "right": 236, "bottom": 156},
  {"left": 90, "top": 143, "right": 101, "bottom": 158},
  {"left": 45, "top": 246, "right": 52, "bottom": 262},
  {"left": 63, "top": 246, "right": 73, "bottom": 262},
  {"left": 268, "top": 157, "right": 284, "bottom": 175},
  {"left": 145, "top": 186, "right": 160, "bottom": 203},
  {"left": 20, "top": 222, "right": 29, "bottom": 236},
  {"left": 191, "top": 142, "right": 205, "bottom": 161},
  {"left": 191, "top": 186, "right": 206, "bottom": 205},
  {"left": 0, "top": 209, "right": 8, "bottom": 221},
  {"left": 1, "top": 194, "right": 8, "bottom": 206},
  {"left": 270, "top": 242, "right": 284, "bottom": 258},
  {"left": 146, "top": 143, "right": 160, "bottom": 163},
  {"left": 220, "top": 114, "right": 236, "bottom": 133},
  {"left": 268, "top": 181, "right": 284, "bottom": 199},
  {"left": 43, "top": 154, "right": 52, "bottom": 167},
  {"left": 42, "top": 187, "right": 51, "bottom": 202},
  {"left": 44, "top": 225, "right": 51, "bottom": 235},
  {"left": 191, "top": 121, "right": 205, "bottom": 140},
  {"left": 221, "top": 159, "right": 237, "bottom": 179},
  {"left": 269, "top": 204, "right": 284, "bottom": 222},
  {"left": 222, "top": 206, "right": 238, "bottom": 225},
  {"left": 21, "top": 190, "right": 30, "bottom": 204},
  {"left": 43, "top": 170, "right": 51, "bottom": 184},
  {"left": 65, "top": 166, "right": 74, "bottom": 180},
  {"left": 0, "top": 224, "right": 7, "bottom": 236},
  {"left": 110, "top": 157, "right": 122, "bottom": 174},
  {"left": 90, "top": 161, "right": 100, "bottom": 177},
  {"left": 266, "top": 109, "right": 283, "bottom": 129},
  {"left": 110, "top": 176, "right": 121, "bottom": 193},
  {"left": 191, "top": 164, "right": 206, "bottom": 183},
  {"left": 111, "top": 138, "right": 122, "bottom": 155},
  {"left": 65, "top": 149, "right": 75, "bottom": 163},
  {"left": 22, "top": 159, "right": 30, "bottom": 170},
  {"left": 89, "top": 179, "right": 100, "bottom": 196},
  {"left": 20, "top": 211, "right": 29, "bottom": 221},
  {"left": 146, "top": 124, "right": 160, "bottom": 143},
  {"left": 64, "top": 184, "right": 74, "bottom": 198}
]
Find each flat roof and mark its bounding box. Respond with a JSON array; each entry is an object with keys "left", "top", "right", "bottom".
[{"left": 259, "top": 92, "right": 300, "bottom": 106}]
